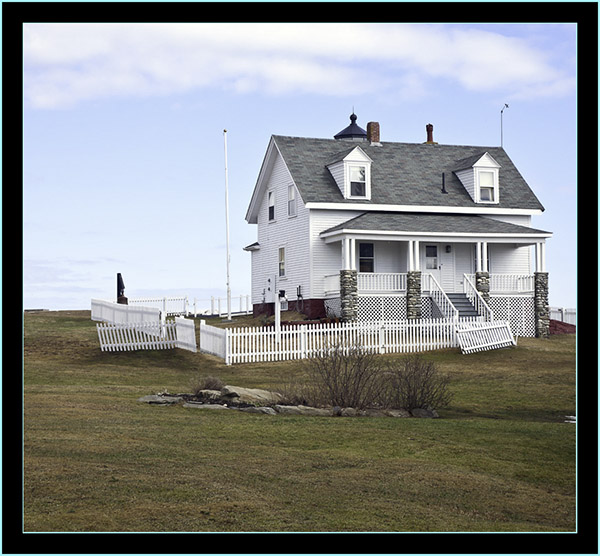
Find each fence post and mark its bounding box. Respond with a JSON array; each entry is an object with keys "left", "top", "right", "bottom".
[
  {"left": 225, "top": 328, "right": 231, "bottom": 366},
  {"left": 300, "top": 325, "right": 307, "bottom": 359},
  {"left": 199, "top": 319, "right": 205, "bottom": 351}
]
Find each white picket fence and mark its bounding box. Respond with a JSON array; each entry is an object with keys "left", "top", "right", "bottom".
[
  {"left": 455, "top": 321, "right": 516, "bottom": 354},
  {"left": 198, "top": 318, "right": 514, "bottom": 365},
  {"left": 97, "top": 317, "right": 197, "bottom": 352},
  {"left": 549, "top": 307, "right": 576, "bottom": 326},
  {"left": 127, "top": 295, "right": 252, "bottom": 317},
  {"left": 91, "top": 298, "right": 162, "bottom": 323}
]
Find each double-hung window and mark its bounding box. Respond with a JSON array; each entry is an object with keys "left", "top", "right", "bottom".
[
  {"left": 278, "top": 247, "right": 286, "bottom": 277},
  {"left": 349, "top": 165, "right": 367, "bottom": 197},
  {"left": 478, "top": 171, "right": 496, "bottom": 202},
  {"left": 268, "top": 191, "right": 275, "bottom": 221},
  {"left": 287, "top": 185, "right": 296, "bottom": 217},
  {"left": 359, "top": 243, "right": 374, "bottom": 273}
]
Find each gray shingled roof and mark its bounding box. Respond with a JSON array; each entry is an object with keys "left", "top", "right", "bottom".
[
  {"left": 321, "top": 212, "right": 551, "bottom": 237},
  {"left": 272, "top": 135, "right": 544, "bottom": 211}
]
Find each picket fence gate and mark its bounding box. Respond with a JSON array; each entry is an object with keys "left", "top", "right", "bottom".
[
  {"left": 97, "top": 317, "right": 197, "bottom": 352},
  {"left": 455, "top": 321, "right": 516, "bottom": 354},
  {"left": 198, "top": 318, "right": 514, "bottom": 365}
]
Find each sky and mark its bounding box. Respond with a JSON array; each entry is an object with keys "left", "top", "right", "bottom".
[{"left": 22, "top": 21, "right": 578, "bottom": 311}]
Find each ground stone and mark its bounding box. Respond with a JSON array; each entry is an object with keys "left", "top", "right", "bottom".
[
  {"left": 138, "top": 394, "right": 183, "bottom": 405},
  {"left": 182, "top": 403, "right": 230, "bottom": 410},
  {"left": 220, "top": 385, "right": 283, "bottom": 405}
]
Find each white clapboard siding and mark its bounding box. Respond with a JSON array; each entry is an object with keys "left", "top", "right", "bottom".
[{"left": 455, "top": 321, "right": 516, "bottom": 354}]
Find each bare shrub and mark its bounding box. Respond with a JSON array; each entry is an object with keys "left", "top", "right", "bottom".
[
  {"left": 189, "top": 375, "right": 224, "bottom": 396},
  {"left": 301, "top": 340, "right": 386, "bottom": 410},
  {"left": 382, "top": 354, "right": 452, "bottom": 411}
]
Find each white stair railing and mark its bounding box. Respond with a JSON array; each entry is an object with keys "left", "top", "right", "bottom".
[
  {"left": 463, "top": 274, "right": 494, "bottom": 321},
  {"left": 426, "top": 274, "right": 459, "bottom": 321}
]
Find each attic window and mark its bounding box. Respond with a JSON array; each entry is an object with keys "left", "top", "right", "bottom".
[
  {"left": 268, "top": 191, "right": 275, "bottom": 221},
  {"left": 477, "top": 169, "right": 498, "bottom": 203},
  {"left": 350, "top": 165, "right": 366, "bottom": 197}
]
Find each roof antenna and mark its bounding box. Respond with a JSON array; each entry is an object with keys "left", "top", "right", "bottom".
[
  {"left": 500, "top": 103, "right": 509, "bottom": 148},
  {"left": 441, "top": 172, "right": 448, "bottom": 194}
]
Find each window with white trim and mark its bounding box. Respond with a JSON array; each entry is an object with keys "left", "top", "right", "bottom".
[
  {"left": 268, "top": 191, "right": 275, "bottom": 221},
  {"left": 278, "top": 247, "right": 285, "bottom": 277},
  {"left": 349, "top": 165, "right": 367, "bottom": 197},
  {"left": 476, "top": 167, "right": 499, "bottom": 204},
  {"left": 479, "top": 171, "right": 495, "bottom": 202},
  {"left": 287, "top": 185, "right": 296, "bottom": 217},
  {"left": 359, "top": 243, "right": 374, "bottom": 272}
]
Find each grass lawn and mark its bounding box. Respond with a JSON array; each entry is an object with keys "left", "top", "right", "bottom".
[{"left": 22, "top": 310, "right": 576, "bottom": 534}]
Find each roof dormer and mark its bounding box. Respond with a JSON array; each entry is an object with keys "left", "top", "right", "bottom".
[
  {"left": 454, "top": 152, "right": 501, "bottom": 204},
  {"left": 327, "top": 146, "right": 373, "bottom": 200}
]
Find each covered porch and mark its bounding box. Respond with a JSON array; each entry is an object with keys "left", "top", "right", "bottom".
[{"left": 320, "top": 212, "right": 552, "bottom": 336}]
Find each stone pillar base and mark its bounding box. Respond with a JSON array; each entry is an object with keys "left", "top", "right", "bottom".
[
  {"left": 534, "top": 272, "right": 550, "bottom": 339},
  {"left": 340, "top": 270, "right": 358, "bottom": 322},
  {"left": 475, "top": 271, "right": 490, "bottom": 304},
  {"left": 407, "top": 271, "right": 422, "bottom": 320}
]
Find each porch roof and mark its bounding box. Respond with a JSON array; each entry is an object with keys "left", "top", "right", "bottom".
[{"left": 320, "top": 212, "right": 552, "bottom": 241}]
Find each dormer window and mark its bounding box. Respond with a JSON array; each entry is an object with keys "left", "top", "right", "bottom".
[
  {"left": 454, "top": 152, "right": 501, "bottom": 205},
  {"left": 476, "top": 168, "right": 498, "bottom": 203},
  {"left": 350, "top": 165, "right": 367, "bottom": 197},
  {"left": 327, "top": 146, "right": 372, "bottom": 200}
]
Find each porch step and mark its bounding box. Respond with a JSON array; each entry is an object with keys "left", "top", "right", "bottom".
[{"left": 446, "top": 293, "right": 479, "bottom": 318}]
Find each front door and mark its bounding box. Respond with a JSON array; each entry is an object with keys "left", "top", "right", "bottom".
[{"left": 423, "top": 244, "right": 456, "bottom": 293}]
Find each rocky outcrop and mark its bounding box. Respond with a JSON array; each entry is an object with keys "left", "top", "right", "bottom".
[{"left": 138, "top": 387, "right": 440, "bottom": 418}]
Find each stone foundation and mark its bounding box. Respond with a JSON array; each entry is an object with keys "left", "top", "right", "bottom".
[
  {"left": 475, "top": 271, "right": 490, "bottom": 304},
  {"left": 534, "top": 272, "right": 550, "bottom": 339},
  {"left": 340, "top": 270, "right": 358, "bottom": 322},
  {"left": 407, "top": 271, "right": 422, "bottom": 320}
]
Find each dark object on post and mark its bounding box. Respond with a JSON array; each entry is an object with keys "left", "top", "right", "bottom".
[{"left": 117, "top": 273, "right": 128, "bottom": 305}]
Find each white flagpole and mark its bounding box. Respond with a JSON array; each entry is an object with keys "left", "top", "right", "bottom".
[{"left": 223, "top": 129, "right": 232, "bottom": 321}]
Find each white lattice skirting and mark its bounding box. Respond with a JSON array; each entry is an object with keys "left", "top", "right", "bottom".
[
  {"left": 329, "top": 295, "right": 534, "bottom": 336},
  {"left": 488, "top": 296, "right": 535, "bottom": 337}
]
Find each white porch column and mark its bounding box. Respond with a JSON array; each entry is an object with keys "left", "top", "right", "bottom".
[
  {"left": 408, "top": 240, "right": 415, "bottom": 271},
  {"left": 535, "top": 242, "right": 546, "bottom": 273},
  {"left": 350, "top": 238, "right": 356, "bottom": 271},
  {"left": 342, "top": 237, "right": 351, "bottom": 270},
  {"left": 476, "top": 242, "right": 482, "bottom": 272},
  {"left": 413, "top": 240, "right": 420, "bottom": 271},
  {"left": 482, "top": 242, "right": 488, "bottom": 272}
]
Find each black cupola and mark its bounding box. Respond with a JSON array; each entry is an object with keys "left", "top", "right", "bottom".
[{"left": 334, "top": 113, "right": 367, "bottom": 141}]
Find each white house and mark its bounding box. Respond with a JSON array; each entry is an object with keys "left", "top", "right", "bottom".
[{"left": 245, "top": 114, "right": 552, "bottom": 337}]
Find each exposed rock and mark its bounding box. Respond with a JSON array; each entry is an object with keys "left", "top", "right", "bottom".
[
  {"left": 197, "top": 389, "right": 223, "bottom": 402},
  {"left": 238, "top": 406, "right": 277, "bottom": 415},
  {"left": 384, "top": 409, "right": 412, "bottom": 418},
  {"left": 410, "top": 407, "right": 439, "bottom": 419},
  {"left": 220, "top": 385, "right": 283, "bottom": 405},
  {"left": 183, "top": 402, "right": 230, "bottom": 410},
  {"left": 273, "top": 405, "right": 331, "bottom": 416},
  {"left": 138, "top": 394, "right": 183, "bottom": 405}
]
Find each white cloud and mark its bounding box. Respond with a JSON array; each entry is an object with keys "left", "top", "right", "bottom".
[{"left": 23, "top": 23, "right": 575, "bottom": 109}]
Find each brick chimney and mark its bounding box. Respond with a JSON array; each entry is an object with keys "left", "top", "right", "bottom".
[
  {"left": 367, "top": 122, "right": 381, "bottom": 145},
  {"left": 424, "top": 123, "right": 438, "bottom": 144}
]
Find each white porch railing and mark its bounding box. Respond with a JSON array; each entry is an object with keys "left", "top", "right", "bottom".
[
  {"left": 463, "top": 274, "right": 494, "bottom": 321},
  {"left": 465, "top": 274, "right": 535, "bottom": 294},
  {"left": 358, "top": 272, "right": 407, "bottom": 292},
  {"left": 427, "top": 274, "right": 459, "bottom": 321}
]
